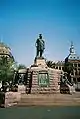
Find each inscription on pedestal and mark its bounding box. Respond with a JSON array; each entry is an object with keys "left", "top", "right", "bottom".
[{"left": 38, "top": 71, "right": 49, "bottom": 87}]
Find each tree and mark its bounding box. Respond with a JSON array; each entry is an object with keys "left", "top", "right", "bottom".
[
  {"left": 17, "top": 64, "right": 26, "bottom": 70},
  {"left": 12, "top": 63, "right": 26, "bottom": 84},
  {"left": 64, "top": 62, "right": 74, "bottom": 82},
  {"left": 64, "top": 62, "right": 74, "bottom": 74},
  {"left": 0, "top": 56, "right": 15, "bottom": 83},
  {"left": 46, "top": 61, "right": 55, "bottom": 68}
]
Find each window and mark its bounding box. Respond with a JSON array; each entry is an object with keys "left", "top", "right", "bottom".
[
  {"left": 56, "top": 67, "right": 58, "bottom": 69},
  {"left": 75, "top": 70, "right": 77, "bottom": 75},
  {"left": 77, "top": 78, "right": 80, "bottom": 82},
  {"left": 62, "top": 67, "right": 64, "bottom": 70},
  {"left": 78, "top": 64, "right": 80, "bottom": 67},
  {"left": 73, "top": 78, "right": 76, "bottom": 83},
  {"left": 53, "top": 66, "right": 55, "bottom": 68},
  {"left": 79, "top": 71, "right": 80, "bottom": 75},
  {"left": 74, "top": 63, "right": 77, "bottom": 67},
  {"left": 59, "top": 67, "right": 61, "bottom": 70},
  {"left": 71, "top": 71, "right": 74, "bottom": 75}
]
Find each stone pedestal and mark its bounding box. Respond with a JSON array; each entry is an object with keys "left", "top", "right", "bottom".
[
  {"left": 30, "top": 67, "right": 61, "bottom": 94},
  {"left": 34, "top": 57, "right": 47, "bottom": 68},
  {"left": 18, "top": 85, "right": 26, "bottom": 94},
  {"left": 0, "top": 92, "right": 21, "bottom": 107},
  {"left": 29, "top": 57, "right": 61, "bottom": 94}
]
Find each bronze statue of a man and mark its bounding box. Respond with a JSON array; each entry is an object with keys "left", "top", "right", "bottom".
[{"left": 35, "top": 34, "right": 45, "bottom": 58}]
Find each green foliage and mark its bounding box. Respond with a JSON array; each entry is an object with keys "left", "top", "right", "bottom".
[
  {"left": 64, "top": 62, "right": 74, "bottom": 74},
  {"left": 17, "top": 64, "right": 26, "bottom": 70},
  {"left": 46, "top": 61, "right": 55, "bottom": 68},
  {"left": 12, "top": 64, "right": 26, "bottom": 84},
  {"left": 0, "top": 56, "right": 15, "bottom": 82}
]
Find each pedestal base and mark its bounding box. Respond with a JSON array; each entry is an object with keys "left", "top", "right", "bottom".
[
  {"left": 28, "top": 57, "right": 61, "bottom": 94},
  {"left": 34, "top": 57, "right": 47, "bottom": 68}
]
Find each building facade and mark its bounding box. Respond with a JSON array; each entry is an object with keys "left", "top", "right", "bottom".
[
  {"left": 52, "top": 42, "right": 80, "bottom": 90},
  {"left": 0, "top": 41, "right": 14, "bottom": 60},
  {"left": 65, "top": 42, "right": 80, "bottom": 90},
  {"left": 53, "top": 61, "right": 64, "bottom": 71}
]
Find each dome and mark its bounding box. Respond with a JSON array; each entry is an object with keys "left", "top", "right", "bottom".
[
  {"left": 66, "top": 41, "right": 80, "bottom": 61},
  {"left": 0, "top": 42, "right": 11, "bottom": 50},
  {"left": 0, "top": 41, "right": 14, "bottom": 60}
]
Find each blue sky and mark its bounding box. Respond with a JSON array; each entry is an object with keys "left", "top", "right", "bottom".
[{"left": 0, "top": 0, "right": 80, "bottom": 66}]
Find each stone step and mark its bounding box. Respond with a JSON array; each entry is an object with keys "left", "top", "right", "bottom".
[
  {"left": 20, "top": 99, "right": 73, "bottom": 103},
  {"left": 18, "top": 98, "right": 80, "bottom": 106},
  {"left": 18, "top": 102, "right": 76, "bottom": 106}
]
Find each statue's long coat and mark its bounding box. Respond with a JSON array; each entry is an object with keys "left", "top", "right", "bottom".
[{"left": 36, "top": 38, "right": 45, "bottom": 51}]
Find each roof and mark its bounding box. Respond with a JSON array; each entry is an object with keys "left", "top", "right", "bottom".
[
  {"left": 68, "top": 53, "right": 80, "bottom": 60},
  {"left": 0, "top": 42, "right": 11, "bottom": 50},
  {"left": 66, "top": 42, "right": 80, "bottom": 61}
]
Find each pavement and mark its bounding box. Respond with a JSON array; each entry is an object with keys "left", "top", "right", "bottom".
[
  {"left": 0, "top": 92, "right": 80, "bottom": 119},
  {"left": 0, "top": 106, "right": 80, "bottom": 119}
]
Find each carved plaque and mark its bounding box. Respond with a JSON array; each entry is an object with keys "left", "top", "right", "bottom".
[{"left": 38, "top": 71, "right": 49, "bottom": 87}]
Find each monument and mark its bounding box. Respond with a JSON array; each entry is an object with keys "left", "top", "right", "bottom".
[
  {"left": 36, "top": 34, "right": 45, "bottom": 58},
  {"left": 34, "top": 34, "right": 46, "bottom": 67},
  {"left": 25, "top": 34, "right": 61, "bottom": 94}
]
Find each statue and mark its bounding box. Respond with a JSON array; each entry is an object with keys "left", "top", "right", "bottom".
[{"left": 35, "top": 34, "right": 45, "bottom": 58}]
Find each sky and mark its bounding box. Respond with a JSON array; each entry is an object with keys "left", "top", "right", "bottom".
[{"left": 0, "top": 0, "right": 80, "bottom": 66}]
